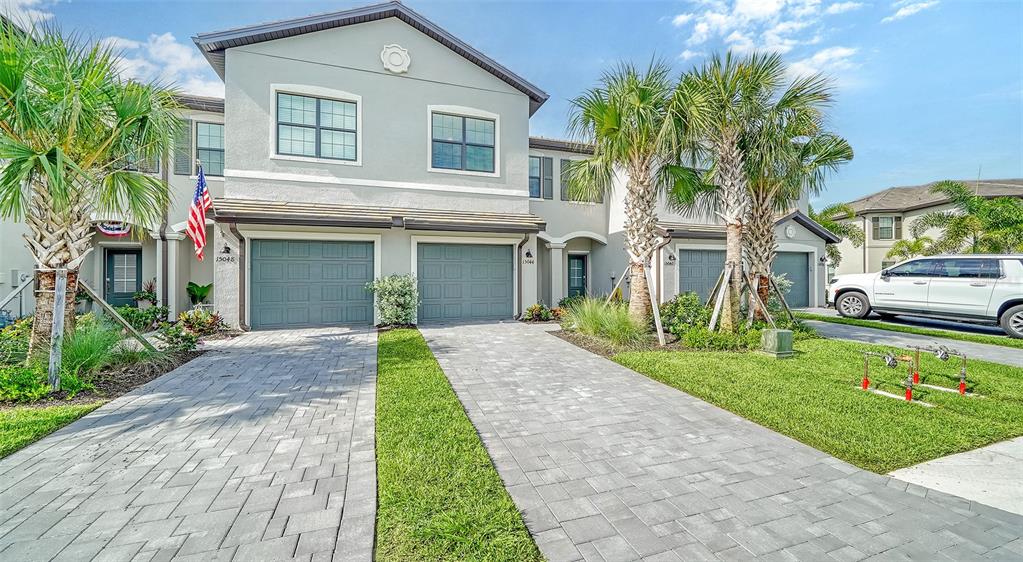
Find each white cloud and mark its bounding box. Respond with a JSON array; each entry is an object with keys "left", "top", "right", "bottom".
[
  {"left": 789, "top": 46, "right": 859, "bottom": 78},
  {"left": 679, "top": 49, "right": 705, "bottom": 61},
  {"left": 734, "top": 0, "right": 786, "bottom": 20},
  {"left": 669, "top": 0, "right": 831, "bottom": 54},
  {"left": 881, "top": 1, "right": 939, "bottom": 23},
  {"left": 0, "top": 0, "right": 55, "bottom": 28},
  {"left": 825, "top": 2, "right": 865, "bottom": 15},
  {"left": 103, "top": 32, "right": 224, "bottom": 97},
  {"left": 672, "top": 13, "right": 695, "bottom": 27}
]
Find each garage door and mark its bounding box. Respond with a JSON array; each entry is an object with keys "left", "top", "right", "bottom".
[
  {"left": 417, "top": 243, "right": 513, "bottom": 322},
  {"left": 773, "top": 251, "right": 810, "bottom": 308},
  {"left": 679, "top": 249, "right": 726, "bottom": 302},
  {"left": 250, "top": 240, "right": 374, "bottom": 329}
]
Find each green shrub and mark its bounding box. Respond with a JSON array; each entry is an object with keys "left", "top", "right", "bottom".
[
  {"left": 60, "top": 320, "right": 122, "bottom": 388},
  {"left": 558, "top": 295, "right": 585, "bottom": 309},
  {"left": 367, "top": 274, "right": 419, "bottom": 326},
  {"left": 0, "top": 364, "right": 48, "bottom": 402},
  {"left": 523, "top": 302, "right": 553, "bottom": 322},
  {"left": 186, "top": 282, "right": 213, "bottom": 305},
  {"left": 114, "top": 305, "right": 168, "bottom": 332},
  {"left": 0, "top": 318, "right": 31, "bottom": 366},
  {"left": 563, "top": 298, "right": 648, "bottom": 346},
  {"left": 157, "top": 322, "right": 198, "bottom": 352},
  {"left": 660, "top": 292, "right": 710, "bottom": 338},
  {"left": 177, "top": 308, "right": 226, "bottom": 336},
  {"left": 679, "top": 326, "right": 762, "bottom": 351}
]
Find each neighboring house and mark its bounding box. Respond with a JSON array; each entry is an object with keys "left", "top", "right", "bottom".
[
  {"left": 0, "top": 1, "right": 839, "bottom": 328},
  {"left": 833, "top": 179, "right": 1023, "bottom": 275}
]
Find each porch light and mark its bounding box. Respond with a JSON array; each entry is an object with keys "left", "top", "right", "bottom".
[
  {"left": 524, "top": 249, "right": 533, "bottom": 258},
  {"left": 221, "top": 244, "right": 231, "bottom": 255}
]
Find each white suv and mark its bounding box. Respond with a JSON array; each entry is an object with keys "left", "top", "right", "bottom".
[{"left": 829, "top": 255, "right": 1023, "bottom": 338}]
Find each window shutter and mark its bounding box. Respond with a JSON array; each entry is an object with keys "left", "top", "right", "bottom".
[
  {"left": 871, "top": 217, "right": 880, "bottom": 240},
  {"left": 542, "top": 157, "right": 553, "bottom": 200},
  {"left": 560, "top": 159, "right": 569, "bottom": 201},
  {"left": 894, "top": 216, "right": 903, "bottom": 239},
  {"left": 173, "top": 119, "right": 192, "bottom": 176}
]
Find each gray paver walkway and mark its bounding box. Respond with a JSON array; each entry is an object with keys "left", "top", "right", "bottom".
[
  {"left": 420, "top": 322, "right": 1023, "bottom": 561},
  {"left": 804, "top": 320, "right": 1023, "bottom": 368},
  {"left": 0, "top": 327, "right": 377, "bottom": 562}
]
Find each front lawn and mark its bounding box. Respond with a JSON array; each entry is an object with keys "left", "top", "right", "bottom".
[
  {"left": 796, "top": 311, "right": 1023, "bottom": 350},
  {"left": 615, "top": 338, "right": 1023, "bottom": 473},
  {"left": 375, "top": 328, "right": 541, "bottom": 562},
  {"left": 0, "top": 403, "right": 102, "bottom": 458}
]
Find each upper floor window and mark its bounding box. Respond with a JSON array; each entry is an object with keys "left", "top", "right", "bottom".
[
  {"left": 560, "top": 159, "right": 601, "bottom": 203},
  {"left": 872, "top": 216, "right": 901, "bottom": 240},
  {"left": 277, "top": 92, "right": 357, "bottom": 161},
  {"left": 431, "top": 113, "right": 495, "bottom": 173},
  {"left": 196, "top": 122, "right": 224, "bottom": 176},
  {"left": 529, "top": 156, "right": 552, "bottom": 199}
]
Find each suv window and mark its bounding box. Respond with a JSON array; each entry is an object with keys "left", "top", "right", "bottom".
[
  {"left": 932, "top": 258, "right": 1001, "bottom": 279},
  {"left": 886, "top": 259, "right": 936, "bottom": 277}
]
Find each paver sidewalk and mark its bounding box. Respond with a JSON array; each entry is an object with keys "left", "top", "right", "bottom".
[
  {"left": 421, "top": 322, "right": 1023, "bottom": 561},
  {"left": 0, "top": 327, "right": 377, "bottom": 562}
]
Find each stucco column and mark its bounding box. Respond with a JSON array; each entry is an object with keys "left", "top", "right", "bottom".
[
  {"left": 548, "top": 242, "right": 566, "bottom": 307},
  {"left": 213, "top": 225, "right": 241, "bottom": 329}
]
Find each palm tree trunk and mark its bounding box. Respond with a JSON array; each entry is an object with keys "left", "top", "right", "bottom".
[
  {"left": 623, "top": 166, "right": 657, "bottom": 323},
  {"left": 715, "top": 133, "right": 748, "bottom": 332},
  {"left": 745, "top": 186, "right": 776, "bottom": 321},
  {"left": 28, "top": 269, "right": 78, "bottom": 358}
]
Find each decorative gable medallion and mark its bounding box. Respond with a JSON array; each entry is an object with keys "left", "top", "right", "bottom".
[{"left": 380, "top": 44, "right": 411, "bottom": 74}]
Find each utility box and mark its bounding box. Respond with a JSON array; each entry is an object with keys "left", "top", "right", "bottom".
[{"left": 760, "top": 329, "right": 793, "bottom": 359}]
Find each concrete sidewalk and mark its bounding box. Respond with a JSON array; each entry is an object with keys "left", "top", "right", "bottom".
[{"left": 890, "top": 437, "right": 1023, "bottom": 517}]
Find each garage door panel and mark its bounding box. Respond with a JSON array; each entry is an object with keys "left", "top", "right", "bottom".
[
  {"left": 417, "top": 243, "right": 513, "bottom": 322},
  {"left": 679, "top": 249, "right": 726, "bottom": 301},
  {"left": 773, "top": 252, "right": 810, "bottom": 308},
  {"left": 250, "top": 240, "right": 374, "bottom": 329}
]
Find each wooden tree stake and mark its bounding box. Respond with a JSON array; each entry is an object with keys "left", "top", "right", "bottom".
[
  {"left": 79, "top": 281, "right": 158, "bottom": 352},
  {"left": 47, "top": 269, "right": 67, "bottom": 391},
  {"left": 644, "top": 265, "right": 666, "bottom": 346},
  {"left": 707, "top": 263, "right": 733, "bottom": 332}
]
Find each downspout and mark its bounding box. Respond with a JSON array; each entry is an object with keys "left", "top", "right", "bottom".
[
  {"left": 158, "top": 150, "right": 170, "bottom": 309},
  {"left": 861, "top": 215, "right": 867, "bottom": 273},
  {"left": 228, "top": 222, "right": 249, "bottom": 331},
  {"left": 517, "top": 233, "right": 529, "bottom": 318},
  {"left": 653, "top": 228, "right": 673, "bottom": 304}
]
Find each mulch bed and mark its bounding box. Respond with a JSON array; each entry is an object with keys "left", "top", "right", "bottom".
[{"left": 0, "top": 350, "right": 204, "bottom": 410}]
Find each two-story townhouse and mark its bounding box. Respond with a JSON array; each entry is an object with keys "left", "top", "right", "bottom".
[
  {"left": 0, "top": 94, "right": 223, "bottom": 321},
  {"left": 0, "top": 1, "right": 842, "bottom": 328},
  {"left": 833, "top": 179, "right": 1023, "bottom": 275}
]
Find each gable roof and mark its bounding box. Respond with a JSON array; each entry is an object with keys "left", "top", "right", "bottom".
[
  {"left": 528, "top": 137, "right": 594, "bottom": 155},
  {"left": 660, "top": 209, "right": 841, "bottom": 244},
  {"left": 192, "top": 1, "right": 548, "bottom": 115},
  {"left": 846, "top": 179, "right": 1023, "bottom": 215}
]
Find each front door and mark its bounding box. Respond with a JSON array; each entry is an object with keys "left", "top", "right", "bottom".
[
  {"left": 105, "top": 249, "right": 141, "bottom": 307},
  {"left": 568, "top": 255, "right": 587, "bottom": 298},
  {"left": 872, "top": 258, "right": 937, "bottom": 310}
]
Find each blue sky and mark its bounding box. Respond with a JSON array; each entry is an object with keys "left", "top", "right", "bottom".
[{"left": 3, "top": 0, "right": 1020, "bottom": 205}]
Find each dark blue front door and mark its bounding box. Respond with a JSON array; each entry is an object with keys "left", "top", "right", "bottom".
[{"left": 105, "top": 249, "right": 141, "bottom": 307}]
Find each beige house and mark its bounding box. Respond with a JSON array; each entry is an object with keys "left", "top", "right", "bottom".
[
  {"left": 0, "top": 1, "right": 840, "bottom": 328},
  {"left": 833, "top": 179, "right": 1023, "bottom": 275}
]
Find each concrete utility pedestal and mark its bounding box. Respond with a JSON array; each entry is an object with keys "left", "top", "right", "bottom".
[{"left": 760, "top": 329, "right": 793, "bottom": 359}]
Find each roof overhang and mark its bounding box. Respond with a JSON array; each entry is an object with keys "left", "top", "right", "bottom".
[
  {"left": 192, "top": 1, "right": 548, "bottom": 115},
  {"left": 660, "top": 210, "right": 841, "bottom": 244},
  {"left": 213, "top": 198, "right": 546, "bottom": 233}
]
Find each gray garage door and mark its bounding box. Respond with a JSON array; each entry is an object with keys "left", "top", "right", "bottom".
[
  {"left": 250, "top": 240, "right": 374, "bottom": 329},
  {"left": 679, "top": 249, "right": 726, "bottom": 302},
  {"left": 417, "top": 243, "right": 513, "bottom": 322},
  {"left": 773, "top": 251, "right": 810, "bottom": 308}
]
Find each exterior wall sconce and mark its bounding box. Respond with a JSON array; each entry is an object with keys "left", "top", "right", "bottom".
[
  {"left": 666, "top": 251, "right": 677, "bottom": 265},
  {"left": 221, "top": 245, "right": 232, "bottom": 255},
  {"left": 524, "top": 249, "right": 533, "bottom": 258}
]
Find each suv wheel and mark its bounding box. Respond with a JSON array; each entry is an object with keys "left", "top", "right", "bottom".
[
  {"left": 1000, "top": 305, "right": 1023, "bottom": 339},
  {"left": 836, "top": 292, "right": 870, "bottom": 319}
]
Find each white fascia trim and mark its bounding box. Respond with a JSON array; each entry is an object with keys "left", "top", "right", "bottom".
[
  {"left": 426, "top": 105, "right": 501, "bottom": 178},
  {"left": 224, "top": 168, "right": 528, "bottom": 198},
  {"left": 270, "top": 84, "right": 363, "bottom": 167},
  {"left": 239, "top": 230, "right": 383, "bottom": 325},
  {"left": 169, "top": 219, "right": 215, "bottom": 233},
  {"left": 538, "top": 230, "right": 608, "bottom": 245},
  {"left": 410, "top": 234, "right": 521, "bottom": 317}
]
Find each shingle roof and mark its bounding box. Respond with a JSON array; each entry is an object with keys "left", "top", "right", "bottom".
[
  {"left": 192, "top": 1, "right": 548, "bottom": 115},
  {"left": 528, "top": 137, "right": 594, "bottom": 155},
  {"left": 174, "top": 94, "right": 224, "bottom": 113},
  {"left": 659, "top": 210, "right": 841, "bottom": 244},
  {"left": 213, "top": 198, "right": 546, "bottom": 233},
  {"left": 846, "top": 179, "right": 1023, "bottom": 214}
]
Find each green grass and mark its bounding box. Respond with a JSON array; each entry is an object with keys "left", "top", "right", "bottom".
[
  {"left": 0, "top": 402, "right": 103, "bottom": 458},
  {"left": 615, "top": 338, "right": 1023, "bottom": 474},
  {"left": 375, "top": 328, "right": 541, "bottom": 562},
  {"left": 796, "top": 311, "right": 1023, "bottom": 350}
]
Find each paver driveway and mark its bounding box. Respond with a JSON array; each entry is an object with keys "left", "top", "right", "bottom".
[
  {"left": 420, "top": 323, "right": 1023, "bottom": 561},
  {"left": 0, "top": 327, "right": 376, "bottom": 562}
]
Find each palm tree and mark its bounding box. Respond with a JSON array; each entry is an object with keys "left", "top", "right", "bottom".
[
  {"left": 911, "top": 180, "right": 1023, "bottom": 254},
  {"left": 0, "top": 26, "right": 180, "bottom": 354},
  {"left": 808, "top": 203, "right": 863, "bottom": 266},
  {"left": 564, "top": 61, "right": 691, "bottom": 322},
  {"left": 885, "top": 236, "right": 934, "bottom": 262}
]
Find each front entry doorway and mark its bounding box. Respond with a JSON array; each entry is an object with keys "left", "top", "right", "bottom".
[
  {"left": 568, "top": 254, "right": 587, "bottom": 298},
  {"left": 105, "top": 249, "right": 142, "bottom": 307}
]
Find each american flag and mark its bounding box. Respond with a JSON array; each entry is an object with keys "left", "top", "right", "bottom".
[{"left": 186, "top": 163, "right": 213, "bottom": 261}]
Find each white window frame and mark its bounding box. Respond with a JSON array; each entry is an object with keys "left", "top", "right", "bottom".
[
  {"left": 876, "top": 216, "right": 896, "bottom": 240},
  {"left": 269, "top": 84, "right": 363, "bottom": 167},
  {"left": 186, "top": 114, "right": 225, "bottom": 181},
  {"left": 426, "top": 105, "right": 500, "bottom": 178}
]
